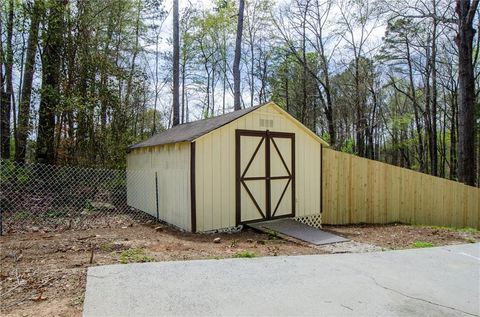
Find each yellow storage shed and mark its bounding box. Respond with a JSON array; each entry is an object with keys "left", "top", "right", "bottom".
[{"left": 127, "top": 102, "right": 328, "bottom": 232}]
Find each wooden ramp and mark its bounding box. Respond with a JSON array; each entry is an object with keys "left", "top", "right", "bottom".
[{"left": 247, "top": 218, "right": 348, "bottom": 245}]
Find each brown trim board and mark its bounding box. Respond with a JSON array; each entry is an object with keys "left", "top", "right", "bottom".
[
  {"left": 190, "top": 142, "right": 197, "bottom": 233},
  {"left": 235, "top": 130, "right": 241, "bottom": 226},
  {"left": 265, "top": 130, "right": 271, "bottom": 219}
]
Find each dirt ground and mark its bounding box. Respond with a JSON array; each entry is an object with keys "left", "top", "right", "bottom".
[
  {"left": 1, "top": 222, "right": 478, "bottom": 317},
  {"left": 324, "top": 223, "right": 480, "bottom": 249}
]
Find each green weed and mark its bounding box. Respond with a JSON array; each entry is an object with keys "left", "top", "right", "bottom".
[
  {"left": 457, "top": 227, "right": 479, "bottom": 234},
  {"left": 12, "top": 211, "right": 30, "bottom": 221},
  {"left": 119, "top": 248, "right": 154, "bottom": 264},
  {"left": 419, "top": 225, "right": 479, "bottom": 234},
  {"left": 233, "top": 250, "right": 257, "bottom": 258},
  {"left": 411, "top": 241, "right": 434, "bottom": 248},
  {"left": 267, "top": 229, "right": 278, "bottom": 240},
  {"left": 43, "top": 209, "right": 64, "bottom": 218},
  {"left": 100, "top": 242, "right": 114, "bottom": 252}
]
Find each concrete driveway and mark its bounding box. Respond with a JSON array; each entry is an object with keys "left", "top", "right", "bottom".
[{"left": 83, "top": 243, "right": 480, "bottom": 317}]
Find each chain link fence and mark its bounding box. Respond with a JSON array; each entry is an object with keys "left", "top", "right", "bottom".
[{"left": 0, "top": 160, "right": 155, "bottom": 234}]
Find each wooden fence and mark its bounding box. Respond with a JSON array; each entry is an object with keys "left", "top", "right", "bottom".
[{"left": 321, "top": 148, "right": 480, "bottom": 229}]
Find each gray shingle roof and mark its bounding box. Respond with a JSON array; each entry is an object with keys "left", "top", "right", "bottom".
[{"left": 129, "top": 104, "right": 264, "bottom": 149}]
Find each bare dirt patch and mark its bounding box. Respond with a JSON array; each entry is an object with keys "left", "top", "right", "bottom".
[
  {"left": 323, "top": 223, "right": 480, "bottom": 249},
  {"left": 1, "top": 222, "right": 478, "bottom": 316},
  {"left": 0, "top": 222, "right": 323, "bottom": 317}
]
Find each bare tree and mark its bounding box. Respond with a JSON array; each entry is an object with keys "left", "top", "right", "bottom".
[
  {"left": 272, "top": 0, "right": 339, "bottom": 145},
  {"left": 172, "top": 0, "right": 180, "bottom": 126},
  {"left": 15, "top": 0, "right": 43, "bottom": 162},
  {"left": 233, "top": 0, "right": 245, "bottom": 111},
  {"left": 338, "top": 0, "right": 380, "bottom": 157}
]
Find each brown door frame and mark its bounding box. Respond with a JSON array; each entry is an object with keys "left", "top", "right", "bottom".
[{"left": 235, "top": 129, "right": 296, "bottom": 225}]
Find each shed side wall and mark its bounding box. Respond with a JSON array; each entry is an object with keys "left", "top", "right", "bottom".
[
  {"left": 194, "top": 103, "right": 322, "bottom": 232},
  {"left": 127, "top": 143, "right": 191, "bottom": 231}
]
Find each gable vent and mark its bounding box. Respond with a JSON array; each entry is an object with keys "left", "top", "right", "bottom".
[{"left": 260, "top": 119, "right": 274, "bottom": 128}]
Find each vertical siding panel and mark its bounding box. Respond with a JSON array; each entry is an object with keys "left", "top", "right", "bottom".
[
  {"left": 297, "top": 133, "right": 305, "bottom": 216},
  {"left": 308, "top": 141, "right": 315, "bottom": 215},
  {"left": 228, "top": 122, "right": 237, "bottom": 227},
  {"left": 322, "top": 150, "right": 330, "bottom": 223},
  {"left": 335, "top": 151, "right": 342, "bottom": 224},
  {"left": 196, "top": 140, "right": 205, "bottom": 231},
  {"left": 212, "top": 133, "right": 222, "bottom": 230},
  {"left": 203, "top": 136, "right": 213, "bottom": 230},
  {"left": 220, "top": 127, "right": 230, "bottom": 228},
  {"left": 444, "top": 180, "right": 453, "bottom": 227}
]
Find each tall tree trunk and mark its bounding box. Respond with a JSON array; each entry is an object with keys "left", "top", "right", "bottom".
[
  {"left": 222, "top": 48, "right": 227, "bottom": 114},
  {"left": 36, "top": 0, "right": 66, "bottom": 164},
  {"left": 154, "top": 32, "right": 160, "bottom": 132},
  {"left": 15, "top": 0, "right": 42, "bottom": 163},
  {"left": 1, "top": 0, "right": 14, "bottom": 159},
  {"left": 430, "top": 14, "right": 438, "bottom": 176},
  {"left": 172, "top": 0, "right": 180, "bottom": 126},
  {"left": 0, "top": 24, "right": 7, "bottom": 159},
  {"left": 450, "top": 90, "right": 457, "bottom": 179},
  {"left": 354, "top": 59, "right": 365, "bottom": 157},
  {"left": 456, "top": 0, "right": 478, "bottom": 186},
  {"left": 322, "top": 66, "right": 335, "bottom": 146},
  {"left": 211, "top": 64, "right": 215, "bottom": 116},
  {"left": 181, "top": 62, "right": 186, "bottom": 123},
  {"left": 249, "top": 32, "right": 254, "bottom": 108},
  {"left": 285, "top": 75, "right": 289, "bottom": 113},
  {"left": 406, "top": 39, "right": 426, "bottom": 172},
  {"left": 301, "top": 2, "right": 308, "bottom": 125},
  {"left": 233, "top": 0, "right": 245, "bottom": 111}
]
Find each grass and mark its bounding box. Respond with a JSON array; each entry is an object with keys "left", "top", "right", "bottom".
[
  {"left": 100, "top": 242, "right": 114, "bottom": 252},
  {"left": 411, "top": 241, "right": 434, "bottom": 248},
  {"left": 119, "top": 248, "right": 155, "bottom": 264},
  {"left": 233, "top": 250, "right": 257, "bottom": 258},
  {"left": 12, "top": 211, "right": 30, "bottom": 221},
  {"left": 453, "top": 227, "right": 478, "bottom": 234},
  {"left": 266, "top": 229, "right": 278, "bottom": 240},
  {"left": 418, "top": 225, "right": 479, "bottom": 234},
  {"left": 43, "top": 209, "right": 65, "bottom": 219},
  {"left": 208, "top": 255, "right": 224, "bottom": 260}
]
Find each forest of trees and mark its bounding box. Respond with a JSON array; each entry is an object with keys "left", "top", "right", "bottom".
[{"left": 0, "top": 0, "right": 478, "bottom": 187}]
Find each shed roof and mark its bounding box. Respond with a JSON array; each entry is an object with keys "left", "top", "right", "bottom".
[
  {"left": 129, "top": 102, "right": 329, "bottom": 149},
  {"left": 129, "top": 104, "right": 263, "bottom": 149}
]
